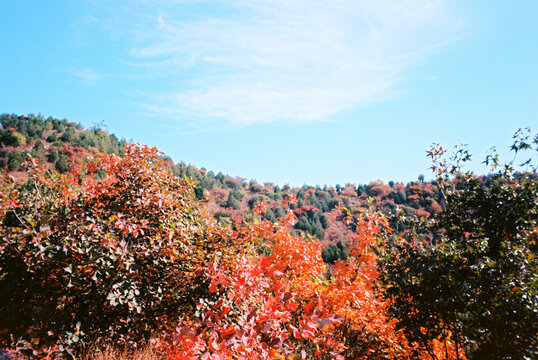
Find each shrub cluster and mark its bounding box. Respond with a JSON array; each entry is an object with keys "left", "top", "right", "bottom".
[{"left": 0, "top": 145, "right": 228, "bottom": 357}]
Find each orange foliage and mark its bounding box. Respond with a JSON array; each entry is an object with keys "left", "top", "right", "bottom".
[
  {"left": 430, "top": 199, "right": 443, "bottom": 213},
  {"left": 1, "top": 144, "right": 464, "bottom": 359},
  {"left": 367, "top": 181, "right": 391, "bottom": 198},
  {"left": 341, "top": 184, "right": 357, "bottom": 197},
  {"left": 414, "top": 208, "right": 431, "bottom": 219},
  {"left": 209, "top": 187, "right": 229, "bottom": 206},
  {"left": 157, "top": 203, "right": 462, "bottom": 359}
]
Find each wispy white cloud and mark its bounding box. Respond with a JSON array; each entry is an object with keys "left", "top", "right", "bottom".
[
  {"left": 124, "top": 0, "right": 464, "bottom": 126},
  {"left": 67, "top": 67, "right": 104, "bottom": 85}
]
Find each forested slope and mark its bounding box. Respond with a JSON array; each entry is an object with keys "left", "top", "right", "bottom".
[
  {"left": 1, "top": 113, "right": 445, "bottom": 260},
  {"left": 1, "top": 113, "right": 536, "bottom": 359}
]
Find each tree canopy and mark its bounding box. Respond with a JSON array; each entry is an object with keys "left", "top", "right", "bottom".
[{"left": 378, "top": 129, "right": 538, "bottom": 359}]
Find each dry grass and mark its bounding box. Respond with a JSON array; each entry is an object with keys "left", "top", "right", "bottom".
[{"left": 81, "top": 343, "right": 164, "bottom": 360}]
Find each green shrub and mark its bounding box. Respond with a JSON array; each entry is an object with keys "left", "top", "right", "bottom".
[
  {"left": 2, "top": 131, "right": 26, "bottom": 146},
  {"left": 6, "top": 151, "right": 25, "bottom": 170},
  {"left": 46, "top": 132, "right": 58, "bottom": 142},
  {"left": 60, "top": 128, "right": 77, "bottom": 142},
  {"left": 55, "top": 154, "right": 70, "bottom": 173},
  {"left": 47, "top": 148, "right": 60, "bottom": 163}
]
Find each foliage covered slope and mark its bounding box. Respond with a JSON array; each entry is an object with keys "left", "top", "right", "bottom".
[
  {"left": 1, "top": 113, "right": 536, "bottom": 359},
  {"left": 1, "top": 113, "right": 445, "bottom": 260},
  {"left": 1, "top": 143, "right": 449, "bottom": 359}
]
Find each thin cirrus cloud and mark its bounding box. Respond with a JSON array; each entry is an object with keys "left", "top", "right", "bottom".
[
  {"left": 126, "top": 0, "right": 463, "bottom": 127},
  {"left": 66, "top": 67, "right": 104, "bottom": 85}
]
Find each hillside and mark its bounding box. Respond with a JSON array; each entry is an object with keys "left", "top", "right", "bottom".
[
  {"left": 0, "top": 113, "right": 444, "bottom": 259},
  {"left": 1, "top": 113, "right": 536, "bottom": 359},
  {"left": 0, "top": 114, "right": 125, "bottom": 181}
]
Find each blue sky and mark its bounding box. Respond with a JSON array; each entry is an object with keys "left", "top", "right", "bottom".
[{"left": 1, "top": 1, "right": 536, "bottom": 186}]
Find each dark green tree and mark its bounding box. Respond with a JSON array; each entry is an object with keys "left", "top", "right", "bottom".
[
  {"left": 322, "top": 241, "right": 349, "bottom": 264},
  {"left": 378, "top": 129, "right": 538, "bottom": 359},
  {"left": 7, "top": 151, "right": 26, "bottom": 170},
  {"left": 60, "top": 127, "right": 77, "bottom": 142},
  {"left": 46, "top": 133, "right": 58, "bottom": 142},
  {"left": 2, "top": 131, "right": 26, "bottom": 147},
  {"left": 55, "top": 154, "right": 70, "bottom": 173},
  {"left": 47, "top": 148, "right": 61, "bottom": 163}
]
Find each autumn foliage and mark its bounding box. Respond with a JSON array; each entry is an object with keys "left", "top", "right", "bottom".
[
  {"left": 4, "top": 137, "right": 532, "bottom": 359},
  {"left": 151, "top": 204, "right": 460, "bottom": 358},
  {"left": 0, "top": 145, "right": 229, "bottom": 357}
]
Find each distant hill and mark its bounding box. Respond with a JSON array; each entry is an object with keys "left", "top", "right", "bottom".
[
  {"left": 0, "top": 113, "right": 126, "bottom": 182},
  {"left": 1, "top": 113, "right": 445, "bottom": 262}
]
